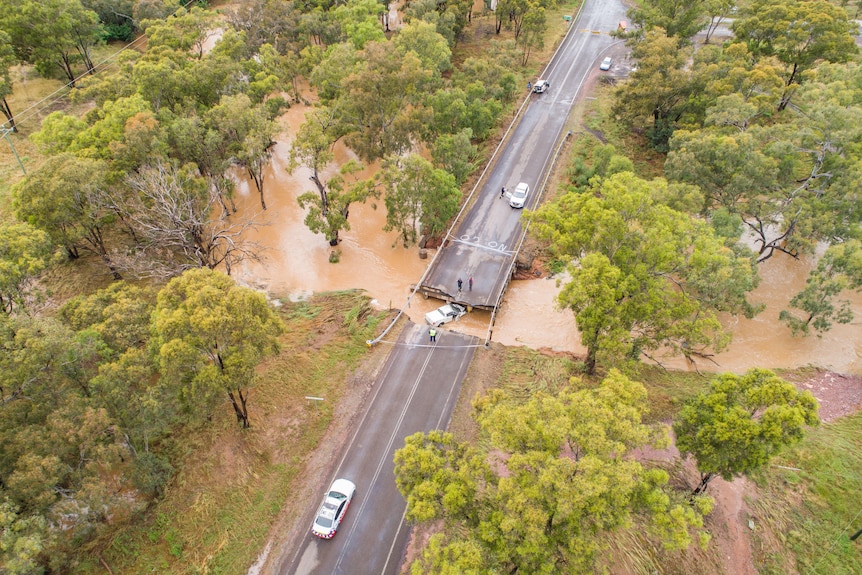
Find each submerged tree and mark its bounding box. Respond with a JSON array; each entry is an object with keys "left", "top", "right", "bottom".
[
  {"left": 531, "top": 172, "right": 760, "bottom": 375},
  {"left": 121, "top": 161, "right": 265, "bottom": 277},
  {"left": 674, "top": 368, "right": 819, "bottom": 496},
  {"left": 379, "top": 154, "right": 461, "bottom": 246},
  {"left": 290, "top": 106, "right": 377, "bottom": 246},
  {"left": 780, "top": 240, "right": 862, "bottom": 336},
  {"left": 151, "top": 268, "right": 284, "bottom": 428}
]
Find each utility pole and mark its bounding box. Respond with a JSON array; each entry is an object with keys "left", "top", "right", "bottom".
[{"left": 1, "top": 126, "right": 26, "bottom": 175}]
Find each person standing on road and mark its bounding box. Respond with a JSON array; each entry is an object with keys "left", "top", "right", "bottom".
[
  {"left": 500, "top": 187, "right": 506, "bottom": 199},
  {"left": 457, "top": 278, "right": 463, "bottom": 291},
  {"left": 469, "top": 277, "right": 473, "bottom": 291},
  {"left": 429, "top": 327, "right": 437, "bottom": 343}
]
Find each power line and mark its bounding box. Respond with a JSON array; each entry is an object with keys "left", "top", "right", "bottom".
[{"left": 809, "top": 506, "right": 862, "bottom": 574}]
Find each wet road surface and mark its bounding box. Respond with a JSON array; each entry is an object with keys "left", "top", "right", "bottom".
[
  {"left": 280, "top": 324, "right": 477, "bottom": 575},
  {"left": 419, "top": 0, "right": 628, "bottom": 310}
]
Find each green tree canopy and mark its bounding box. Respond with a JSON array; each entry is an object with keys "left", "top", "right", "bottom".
[
  {"left": 333, "top": 0, "right": 386, "bottom": 50},
  {"left": 665, "top": 61, "right": 862, "bottom": 263},
  {"left": 0, "top": 30, "right": 19, "bottom": 132},
  {"left": 141, "top": 5, "right": 217, "bottom": 60},
  {"left": 59, "top": 281, "right": 156, "bottom": 355},
  {"left": 12, "top": 153, "right": 122, "bottom": 278},
  {"left": 627, "top": 0, "right": 709, "bottom": 42},
  {"left": 0, "top": 0, "right": 102, "bottom": 86},
  {"left": 339, "top": 40, "right": 434, "bottom": 161},
  {"left": 393, "top": 19, "right": 452, "bottom": 74},
  {"left": 430, "top": 127, "right": 477, "bottom": 186},
  {"left": 780, "top": 240, "right": 862, "bottom": 336},
  {"left": 674, "top": 368, "right": 820, "bottom": 496},
  {"left": 0, "top": 222, "right": 59, "bottom": 314},
  {"left": 380, "top": 153, "right": 461, "bottom": 246},
  {"left": 612, "top": 28, "right": 700, "bottom": 150},
  {"left": 531, "top": 171, "right": 760, "bottom": 374},
  {"left": 395, "top": 371, "right": 712, "bottom": 574},
  {"left": 731, "top": 0, "right": 858, "bottom": 109},
  {"left": 150, "top": 268, "right": 284, "bottom": 428},
  {"left": 0, "top": 500, "right": 47, "bottom": 575}
]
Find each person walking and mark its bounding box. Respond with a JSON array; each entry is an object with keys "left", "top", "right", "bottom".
[
  {"left": 429, "top": 327, "right": 437, "bottom": 343},
  {"left": 457, "top": 278, "right": 463, "bottom": 291},
  {"left": 468, "top": 276, "right": 473, "bottom": 291},
  {"left": 500, "top": 186, "right": 506, "bottom": 199}
]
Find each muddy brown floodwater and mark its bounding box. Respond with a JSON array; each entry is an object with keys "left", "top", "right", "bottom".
[{"left": 233, "top": 104, "right": 862, "bottom": 376}]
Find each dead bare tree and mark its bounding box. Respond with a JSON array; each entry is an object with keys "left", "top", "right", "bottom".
[{"left": 117, "top": 161, "right": 267, "bottom": 278}]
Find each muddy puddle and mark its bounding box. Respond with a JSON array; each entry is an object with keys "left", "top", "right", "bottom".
[{"left": 232, "top": 104, "right": 862, "bottom": 375}]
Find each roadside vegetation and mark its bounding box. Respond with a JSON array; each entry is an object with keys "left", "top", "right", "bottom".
[{"left": 1, "top": 0, "right": 861, "bottom": 573}]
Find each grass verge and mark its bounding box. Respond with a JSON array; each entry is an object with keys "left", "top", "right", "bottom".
[
  {"left": 78, "top": 291, "right": 391, "bottom": 574},
  {"left": 748, "top": 412, "right": 862, "bottom": 575}
]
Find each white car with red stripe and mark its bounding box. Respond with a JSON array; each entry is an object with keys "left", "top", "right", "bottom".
[{"left": 311, "top": 478, "right": 356, "bottom": 539}]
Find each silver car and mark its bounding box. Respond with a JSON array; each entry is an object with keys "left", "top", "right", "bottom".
[{"left": 600, "top": 57, "right": 613, "bottom": 71}]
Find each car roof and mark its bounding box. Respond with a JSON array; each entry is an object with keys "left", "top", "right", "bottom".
[{"left": 330, "top": 478, "right": 355, "bottom": 495}]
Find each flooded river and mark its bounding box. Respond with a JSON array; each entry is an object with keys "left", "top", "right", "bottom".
[{"left": 233, "top": 105, "right": 862, "bottom": 375}]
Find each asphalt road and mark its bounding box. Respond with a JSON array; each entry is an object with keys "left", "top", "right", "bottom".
[
  {"left": 279, "top": 2, "right": 627, "bottom": 574},
  {"left": 420, "top": 0, "right": 628, "bottom": 309},
  {"left": 282, "top": 323, "right": 477, "bottom": 575}
]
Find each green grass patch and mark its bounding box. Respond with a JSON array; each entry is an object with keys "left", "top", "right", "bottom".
[
  {"left": 634, "top": 365, "right": 713, "bottom": 423},
  {"left": 85, "top": 291, "right": 390, "bottom": 574},
  {"left": 748, "top": 413, "right": 862, "bottom": 575},
  {"left": 575, "top": 83, "right": 666, "bottom": 180}
]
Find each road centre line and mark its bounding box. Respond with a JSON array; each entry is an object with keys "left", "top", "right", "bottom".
[{"left": 333, "top": 327, "right": 439, "bottom": 572}]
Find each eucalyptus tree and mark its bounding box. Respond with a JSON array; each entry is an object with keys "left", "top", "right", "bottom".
[
  {"left": 731, "top": 0, "right": 857, "bottom": 110},
  {"left": 0, "top": 223, "right": 59, "bottom": 314},
  {"left": 150, "top": 268, "right": 284, "bottom": 428},
  {"left": 0, "top": 31, "right": 18, "bottom": 132},
  {"left": 120, "top": 161, "right": 265, "bottom": 277},
  {"left": 666, "top": 61, "right": 862, "bottom": 263},
  {"left": 780, "top": 240, "right": 862, "bottom": 336},
  {"left": 0, "top": 0, "right": 102, "bottom": 86},
  {"left": 396, "top": 371, "right": 712, "bottom": 574},
  {"left": 627, "top": 0, "right": 710, "bottom": 43},
  {"left": 12, "top": 154, "right": 123, "bottom": 278},
  {"left": 675, "top": 369, "right": 819, "bottom": 496},
  {"left": 379, "top": 153, "right": 461, "bottom": 246},
  {"left": 430, "top": 128, "right": 478, "bottom": 186},
  {"left": 333, "top": 0, "right": 386, "bottom": 50},
  {"left": 339, "top": 39, "right": 434, "bottom": 161},
  {"left": 289, "top": 105, "right": 377, "bottom": 246},
  {"left": 612, "top": 28, "right": 699, "bottom": 150},
  {"left": 140, "top": 5, "right": 218, "bottom": 60},
  {"left": 207, "top": 93, "right": 279, "bottom": 211},
  {"left": 531, "top": 172, "right": 760, "bottom": 374}
]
